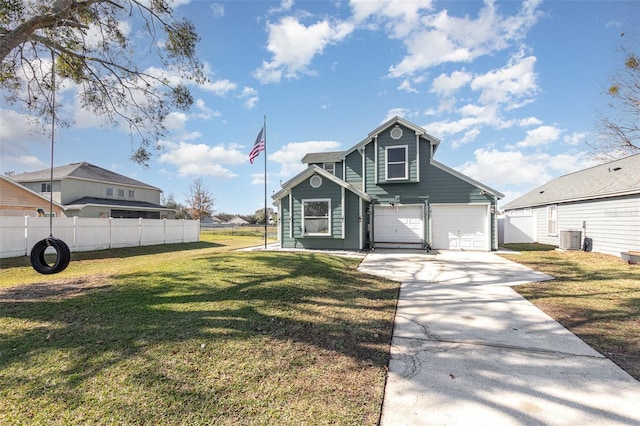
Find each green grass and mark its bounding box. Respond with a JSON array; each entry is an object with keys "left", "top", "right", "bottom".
[
  {"left": 501, "top": 244, "right": 640, "bottom": 380},
  {"left": 0, "top": 235, "right": 398, "bottom": 424}
]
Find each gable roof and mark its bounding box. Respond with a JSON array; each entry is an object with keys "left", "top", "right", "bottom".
[
  {"left": 349, "top": 116, "right": 441, "bottom": 156},
  {"left": 272, "top": 165, "right": 372, "bottom": 203},
  {"left": 502, "top": 153, "right": 640, "bottom": 210},
  {"left": 64, "top": 197, "right": 172, "bottom": 211},
  {"left": 301, "top": 151, "right": 346, "bottom": 164},
  {"left": 0, "top": 174, "right": 66, "bottom": 210},
  {"left": 301, "top": 116, "right": 442, "bottom": 164},
  {"left": 12, "top": 162, "right": 160, "bottom": 190}
]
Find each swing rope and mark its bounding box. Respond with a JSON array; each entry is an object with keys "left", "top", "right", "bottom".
[{"left": 48, "top": 48, "right": 56, "bottom": 237}]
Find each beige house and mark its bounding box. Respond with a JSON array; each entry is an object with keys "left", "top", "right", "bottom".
[
  {"left": 0, "top": 174, "right": 65, "bottom": 217},
  {"left": 12, "top": 162, "right": 174, "bottom": 219}
]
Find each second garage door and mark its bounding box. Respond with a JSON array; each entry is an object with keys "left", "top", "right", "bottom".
[
  {"left": 431, "top": 205, "right": 489, "bottom": 251},
  {"left": 374, "top": 205, "right": 424, "bottom": 248}
]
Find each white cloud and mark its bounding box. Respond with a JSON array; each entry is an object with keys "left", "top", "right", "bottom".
[
  {"left": 518, "top": 116, "right": 543, "bottom": 127},
  {"left": 158, "top": 141, "right": 246, "bottom": 178},
  {"left": 201, "top": 79, "right": 238, "bottom": 96},
  {"left": 240, "top": 87, "right": 259, "bottom": 110},
  {"left": 456, "top": 147, "right": 593, "bottom": 189},
  {"left": 384, "top": 108, "right": 411, "bottom": 122},
  {"left": 563, "top": 131, "right": 588, "bottom": 146},
  {"left": 516, "top": 125, "right": 561, "bottom": 148},
  {"left": 269, "top": 0, "right": 295, "bottom": 14},
  {"left": 210, "top": 3, "right": 224, "bottom": 17},
  {"left": 254, "top": 16, "right": 355, "bottom": 83},
  {"left": 430, "top": 70, "right": 472, "bottom": 97},
  {"left": 471, "top": 54, "right": 538, "bottom": 106},
  {"left": 398, "top": 79, "right": 419, "bottom": 93},
  {"left": 350, "top": 0, "right": 434, "bottom": 38},
  {"left": 270, "top": 140, "right": 342, "bottom": 178},
  {"left": 0, "top": 109, "right": 50, "bottom": 172},
  {"left": 194, "top": 99, "right": 221, "bottom": 120},
  {"left": 387, "top": 0, "right": 542, "bottom": 78}
]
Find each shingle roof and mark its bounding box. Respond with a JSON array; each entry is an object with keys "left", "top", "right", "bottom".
[
  {"left": 65, "top": 197, "right": 170, "bottom": 210},
  {"left": 12, "top": 162, "right": 159, "bottom": 190},
  {"left": 301, "top": 151, "right": 346, "bottom": 164},
  {"left": 502, "top": 154, "right": 640, "bottom": 210}
]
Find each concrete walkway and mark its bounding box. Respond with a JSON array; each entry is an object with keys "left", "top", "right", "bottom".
[{"left": 358, "top": 250, "right": 640, "bottom": 426}]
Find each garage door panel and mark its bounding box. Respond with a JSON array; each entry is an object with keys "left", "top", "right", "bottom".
[
  {"left": 374, "top": 206, "right": 424, "bottom": 246},
  {"left": 431, "top": 205, "right": 488, "bottom": 251}
]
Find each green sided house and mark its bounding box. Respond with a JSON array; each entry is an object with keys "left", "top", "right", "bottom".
[{"left": 272, "top": 116, "right": 504, "bottom": 251}]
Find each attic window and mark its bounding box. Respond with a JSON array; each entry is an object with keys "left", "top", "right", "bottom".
[
  {"left": 323, "top": 162, "right": 335, "bottom": 175},
  {"left": 390, "top": 126, "right": 403, "bottom": 140}
]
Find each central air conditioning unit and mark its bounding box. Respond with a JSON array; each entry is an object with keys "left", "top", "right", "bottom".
[{"left": 559, "top": 230, "right": 582, "bottom": 250}]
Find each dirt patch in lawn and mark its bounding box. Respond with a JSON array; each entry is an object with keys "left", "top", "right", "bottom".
[{"left": 0, "top": 275, "right": 111, "bottom": 302}]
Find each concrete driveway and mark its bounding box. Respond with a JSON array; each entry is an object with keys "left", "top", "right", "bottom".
[{"left": 358, "top": 250, "right": 640, "bottom": 426}]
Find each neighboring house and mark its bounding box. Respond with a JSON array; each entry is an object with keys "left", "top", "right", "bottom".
[
  {"left": 272, "top": 116, "right": 504, "bottom": 251},
  {"left": 0, "top": 174, "right": 65, "bottom": 217},
  {"left": 227, "top": 216, "right": 249, "bottom": 225},
  {"left": 501, "top": 153, "right": 640, "bottom": 257},
  {"left": 12, "top": 162, "right": 174, "bottom": 219}
]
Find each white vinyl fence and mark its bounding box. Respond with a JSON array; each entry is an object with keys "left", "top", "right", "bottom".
[
  {"left": 0, "top": 216, "right": 200, "bottom": 259},
  {"left": 502, "top": 214, "right": 537, "bottom": 244}
]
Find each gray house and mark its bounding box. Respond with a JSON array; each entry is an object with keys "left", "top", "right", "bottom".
[
  {"left": 12, "top": 162, "right": 174, "bottom": 219},
  {"left": 272, "top": 117, "right": 504, "bottom": 251},
  {"left": 501, "top": 153, "right": 640, "bottom": 256}
]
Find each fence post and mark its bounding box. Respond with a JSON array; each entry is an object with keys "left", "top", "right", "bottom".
[
  {"left": 138, "top": 217, "right": 142, "bottom": 247},
  {"left": 23, "top": 216, "right": 29, "bottom": 256}
]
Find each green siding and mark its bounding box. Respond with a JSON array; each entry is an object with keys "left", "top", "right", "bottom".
[
  {"left": 344, "top": 150, "right": 362, "bottom": 184},
  {"left": 375, "top": 124, "right": 419, "bottom": 184},
  {"left": 279, "top": 175, "right": 364, "bottom": 250}
]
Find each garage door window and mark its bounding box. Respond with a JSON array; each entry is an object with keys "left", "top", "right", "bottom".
[
  {"left": 386, "top": 146, "right": 408, "bottom": 180},
  {"left": 303, "top": 199, "right": 331, "bottom": 236}
]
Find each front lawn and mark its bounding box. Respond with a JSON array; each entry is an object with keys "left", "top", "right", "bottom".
[
  {"left": 501, "top": 245, "right": 640, "bottom": 380},
  {"left": 0, "top": 235, "right": 398, "bottom": 424}
]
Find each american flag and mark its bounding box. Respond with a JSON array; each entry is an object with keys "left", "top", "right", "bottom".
[{"left": 248, "top": 127, "right": 265, "bottom": 164}]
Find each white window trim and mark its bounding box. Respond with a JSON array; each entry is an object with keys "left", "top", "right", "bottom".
[
  {"left": 547, "top": 204, "right": 558, "bottom": 236},
  {"left": 302, "top": 198, "right": 331, "bottom": 237},
  {"left": 323, "top": 162, "right": 335, "bottom": 175},
  {"left": 40, "top": 182, "right": 51, "bottom": 193},
  {"left": 385, "top": 145, "right": 408, "bottom": 181}
]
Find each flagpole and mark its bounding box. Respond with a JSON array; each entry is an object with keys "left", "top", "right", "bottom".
[{"left": 263, "top": 115, "right": 267, "bottom": 249}]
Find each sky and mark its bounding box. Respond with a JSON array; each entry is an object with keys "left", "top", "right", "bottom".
[{"left": 1, "top": 0, "right": 638, "bottom": 215}]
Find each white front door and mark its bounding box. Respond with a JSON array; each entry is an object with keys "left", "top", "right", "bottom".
[{"left": 431, "top": 205, "right": 489, "bottom": 251}]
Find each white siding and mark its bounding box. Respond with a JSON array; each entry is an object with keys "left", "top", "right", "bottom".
[
  {"left": 533, "top": 206, "right": 557, "bottom": 246},
  {"left": 529, "top": 195, "right": 640, "bottom": 256},
  {"left": 556, "top": 196, "right": 640, "bottom": 256}
]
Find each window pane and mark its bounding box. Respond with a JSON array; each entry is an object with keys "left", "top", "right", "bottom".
[
  {"left": 106, "top": 188, "right": 114, "bottom": 196},
  {"left": 387, "top": 163, "right": 406, "bottom": 179},
  {"left": 118, "top": 189, "right": 125, "bottom": 197},
  {"left": 387, "top": 147, "right": 406, "bottom": 162},
  {"left": 324, "top": 163, "right": 334, "bottom": 174},
  {"left": 305, "top": 218, "right": 329, "bottom": 234},
  {"left": 304, "top": 201, "right": 328, "bottom": 216}
]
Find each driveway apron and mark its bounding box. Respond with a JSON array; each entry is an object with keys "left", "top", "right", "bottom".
[{"left": 358, "top": 250, "right": 640, "bottom": 426}]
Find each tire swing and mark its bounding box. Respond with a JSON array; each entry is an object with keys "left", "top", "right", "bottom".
[{"left": 30, "top": 49, "right": 71, "bottom": 275}]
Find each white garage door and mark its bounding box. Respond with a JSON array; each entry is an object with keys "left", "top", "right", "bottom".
[
  {"left": 374, "top": 205, "right": 424, "bottom": 248},
  {"left": 431, "top": 205, "right": 489, "bottom": 251}
]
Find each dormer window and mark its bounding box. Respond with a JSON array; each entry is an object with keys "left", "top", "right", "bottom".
[
  {"left": 323, "top": 163, "right": 335, "bottom": 175},
  {"left": 386, "top": 145, "right": 408, "bottom": 180}
]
